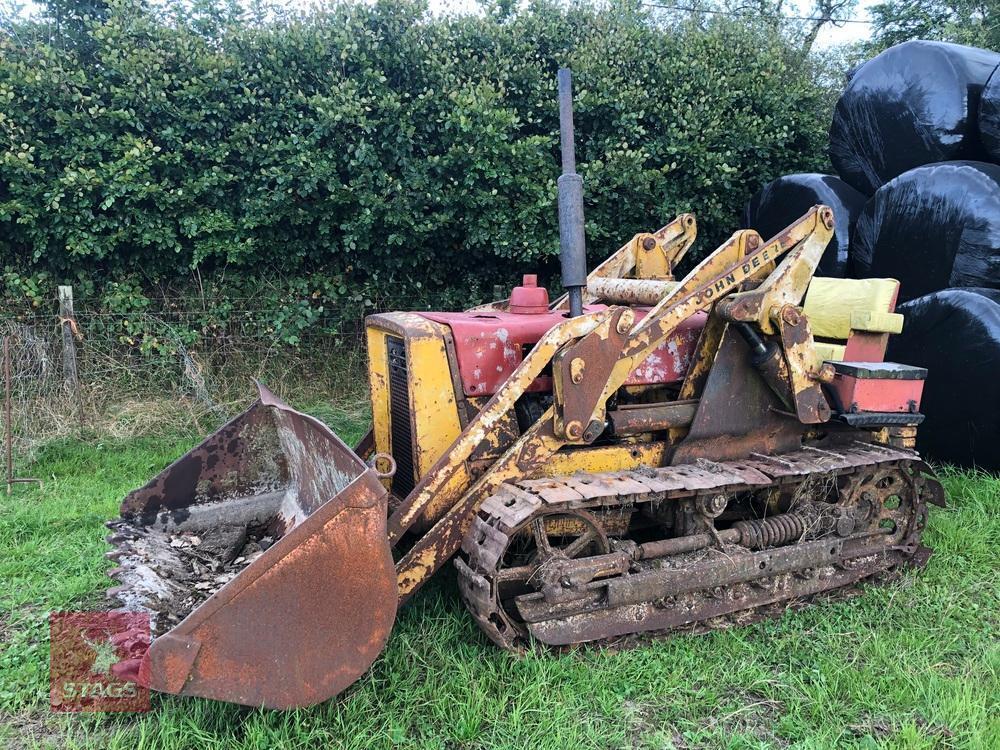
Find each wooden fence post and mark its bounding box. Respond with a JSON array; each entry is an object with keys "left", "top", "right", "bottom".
[{"left": 58, "top": 285, "right": 78, "bottom": 389}]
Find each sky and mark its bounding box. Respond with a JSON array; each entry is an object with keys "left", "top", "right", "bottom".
[
  {"left": 809, "top": 0, "right": 878, "bottom": 48},
  {"left": 422, "top": 0, "right": 878, "bottom": 48},
  {"left": 4, "top": 0, "right": 878, "bottom": 49}
]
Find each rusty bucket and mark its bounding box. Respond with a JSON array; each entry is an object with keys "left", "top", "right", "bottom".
[{"left": 105, "top": 384, "right": 397, "bottom": 708}]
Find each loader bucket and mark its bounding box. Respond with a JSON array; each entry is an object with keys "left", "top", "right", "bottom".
[{"left": 104, "top": 384, "right": 397, "bottom": 708}]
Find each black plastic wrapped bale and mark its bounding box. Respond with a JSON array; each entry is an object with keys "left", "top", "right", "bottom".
[
  {"left": 852, "top": 161, "right": 1000, "bottom": 300},
  {"left": 980, "top": 63, "right": 1000, "bottom": 163},
  {"left": 744, "top": 173, "right": 866, "bottom": 277},
  {"left": 829, "top": 40, "right": 1000, "bottom": 195},
  {"left": 887, "top": 288, "right": 1000, "bottom": 471}
]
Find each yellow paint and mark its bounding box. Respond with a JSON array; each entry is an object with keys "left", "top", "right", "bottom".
[
  {"left": 723, "top": 210, "right": 834, "bottom": 336},
  {"left": 391, "top": 207, "right": 839, "bottom": 603},
  {"left": 635, "top": 233, "right": 671, "bottom": 279},
  {"left": 366, "top": 313, "right": 464, "bottom": 515},
  {"left": 420, "top": 461, "right": 474, "bottom": 532},
  {"left": 554, "top": 214, "right": 698, "bottom": 308},
  {"left": 776, "top": 308, "right": 823, "bottom": 401},
  {"left": 405, "top": 330, "right": 463, "bottom": 476},
  {"left": 365, "top": 326, "right": 392, "bottom": 491},
  {"left": 813, "top": 341, "right": 847, "bottom": 362},
  {"left": 386, "top": 310, "right": 610, "bottom": 542},
  {"left": 803, "top": 277, "right": 901, "bottom": 338},
  {"left": 536, "top": 441, "right": 668, "bottom": 476},
  {"left": 395, "top": 423, "right": 566, "bottom": 598}
]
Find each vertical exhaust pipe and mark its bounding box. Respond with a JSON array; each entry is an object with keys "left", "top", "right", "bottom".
[{"left": 557, "top": 68, "right": 587, "bottom": 317}]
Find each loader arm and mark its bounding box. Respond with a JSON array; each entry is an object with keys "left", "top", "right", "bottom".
[
  {"left": 558, "top": 205, "right": 836, "bottom": 434},
  {"left": 393, "top": 206, "right": 835, "bottom": 602},
  {"left": 551, "top": 213, "right": 698, "bottom": 309}
]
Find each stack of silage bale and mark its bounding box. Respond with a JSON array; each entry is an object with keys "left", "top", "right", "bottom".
[
  {"left": 742, "top": 173, "right": 866, "bottom": 277},
  {"left": 744, "top": 40, "right": 1000, "bottom": 470}
]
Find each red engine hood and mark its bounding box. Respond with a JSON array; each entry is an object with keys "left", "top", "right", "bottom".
[{"left": 421, "top": 306, "right": 707, "bottom": 397}]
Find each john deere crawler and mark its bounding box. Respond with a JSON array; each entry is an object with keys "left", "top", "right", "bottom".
[{"left": 103, "top": 70, "right": 943, "bottom": 708}]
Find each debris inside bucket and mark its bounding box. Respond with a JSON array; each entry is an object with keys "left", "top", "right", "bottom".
[{"left": 106, "top": 496, "right": 285, "bottom": 636}]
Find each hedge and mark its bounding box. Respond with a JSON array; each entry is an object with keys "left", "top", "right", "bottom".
[{"left": 1, "top": 0, "right": 833, "bottom": 335}]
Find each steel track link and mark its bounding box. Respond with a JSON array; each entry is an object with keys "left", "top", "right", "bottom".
[{"left": 455, "top": 443, "right": 941, "bottom": 651}]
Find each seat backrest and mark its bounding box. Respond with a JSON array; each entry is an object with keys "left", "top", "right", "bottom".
[{"left": 802, "top": 277, "right": 902, "bottom": 362}]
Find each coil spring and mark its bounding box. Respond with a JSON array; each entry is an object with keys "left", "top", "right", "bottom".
[{"left": 733, "top": 513, "right": 806, "bottom": 550}]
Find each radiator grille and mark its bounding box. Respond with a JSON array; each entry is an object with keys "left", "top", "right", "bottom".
[{"left": 386, "top": 336, "right": 416, "bottom": 497}]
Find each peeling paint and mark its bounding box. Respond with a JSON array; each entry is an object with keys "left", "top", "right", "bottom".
[{"left": 424, "top": 308, "right": 708, "bottom": 395}]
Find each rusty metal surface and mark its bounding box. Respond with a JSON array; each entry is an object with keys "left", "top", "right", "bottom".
[
  {"left": 392, "top": 208, "right": 841, "bottom": 604},
  {"left": 420, "top": 307, "right": 704, "bottom": 396},
  {"left": 552, "top": 214, "right": 698, "bottom": 310},
  {"left": 670, "top": 312, "right": 728, "bottom": 447},
  {"left": 556, "top": 472, "right": 652, "bottom": 500},
  {"left": 607, "top": 400, "right": 698, "bottom": 435},
  {"left": 717, "top": 205, "right": 835, "bottom": 336},
  {"left": 521, "top": 536, "right": 847, "bottom": 621},
  {"left": 389, "top": 206, "right": 893, "bottom": 614},
  {"left": 587, "top": 278, "right": 678, "bottom": 305},
  {"left": 580, "top": 207, "right": 836, "bottom": 434},
  {"left": 706, "top": 206, "right": 837, "bottom": 426},
  {"left": 525, "top": 551, "right": 904, "bottom": 646},
  {"left": 467, "top": 404, "right": 521, "bottom": 461},
  {"left": 457, "top": 444, "right": 940, "bottom": 652},
  {"left": 775, "top": 305, "right": 833, "bottom": 424},
  {"left": 107, "top": 385, "right": 397, "bottom": 709},
  {"left": 394, "top": 418, "right": 563, "bottom": 601},
  {"left": 511, "top": 459, "right": 772, "bottom": 509},
  {"left": 741, "top": 442, "right": 915, "bottom": 478},
  {"left": 553, "top": 307, "right": 632, "bottom": 441},
  {"left": 671, "top": 327, "right": 804, "bottom": 464},
  {"left": 118, "top": 399, "right": 286, "bottom": 523},
  {"left": 555, "top": 208, "right": 838, "bottom": 438},
  {"left": 386, "top": 310, "right": 611, "bottom": 545}
]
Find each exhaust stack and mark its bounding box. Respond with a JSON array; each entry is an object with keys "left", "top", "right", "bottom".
[{"left": 557, "top": 68, "right": 587, "bottom": 317}]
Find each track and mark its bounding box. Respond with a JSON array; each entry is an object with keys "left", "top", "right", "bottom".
[{"left": 456, "top": 442, "right": 943, "bottom": 651}]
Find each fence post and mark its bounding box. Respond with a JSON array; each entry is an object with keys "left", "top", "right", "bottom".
[{"left": 58, "top": 285, "right": 78, "bottom": 389}]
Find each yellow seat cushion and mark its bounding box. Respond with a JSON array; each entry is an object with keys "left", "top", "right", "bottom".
[
  {"left": 850, "top": 309, "right": 904, "bottom": 335},
  {"left": 813, "top": 341, "right": 847, "bottom": 362},
  {"left": 803, "top": 277, "right": 901, "bottom": 339}
]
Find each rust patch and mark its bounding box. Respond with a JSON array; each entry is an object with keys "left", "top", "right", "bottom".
[{"left": 106, "top": 385, "right": 397, "bottom": 709}]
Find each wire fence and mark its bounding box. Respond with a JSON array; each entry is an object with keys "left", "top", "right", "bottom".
[{"left": 0, "top": 288, "right": 443, "bottom": 481}]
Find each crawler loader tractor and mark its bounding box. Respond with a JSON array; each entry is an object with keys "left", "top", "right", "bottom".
[{"left": 104, "top": 70, "right": 944, "bottom": 708}]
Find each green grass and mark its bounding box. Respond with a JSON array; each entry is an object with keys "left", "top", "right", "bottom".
[{"left": 0, "top": 408, "right": 997, "bottom": 749}]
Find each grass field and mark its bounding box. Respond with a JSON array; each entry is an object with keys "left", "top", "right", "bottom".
[{"left": 0, "top": 402, "right": 997, "bottom": 749}]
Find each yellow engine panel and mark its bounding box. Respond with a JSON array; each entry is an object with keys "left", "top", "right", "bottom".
[{"left": 366, "top": 313, "right": 467, "bottom": 530}]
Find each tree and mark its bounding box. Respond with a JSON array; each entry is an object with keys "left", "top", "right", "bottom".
[
  {"left": 800, "top": 0, "right": 859, "bottom": 54},
  {"left": 655, "top": 0, "right": 861, "bottom": 56},
  {"left": 868, "top": 0, "right": 999, "bottom": 51}
]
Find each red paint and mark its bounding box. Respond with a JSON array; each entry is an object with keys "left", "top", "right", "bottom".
[
  {"left": 508, "top": 275, "right": 550, "bottom": 314},
  {"left": 841, "top": 283, "right": 899, "bottom": 362},
  {"left": 422, "top": 308, "right": 707, "bottom": 396},
  {"left": 826, "top": 371, "right": 925, "bottom": 414},
  {"left": 843, "top": 331, "right": 891, "bottom": 361}
]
